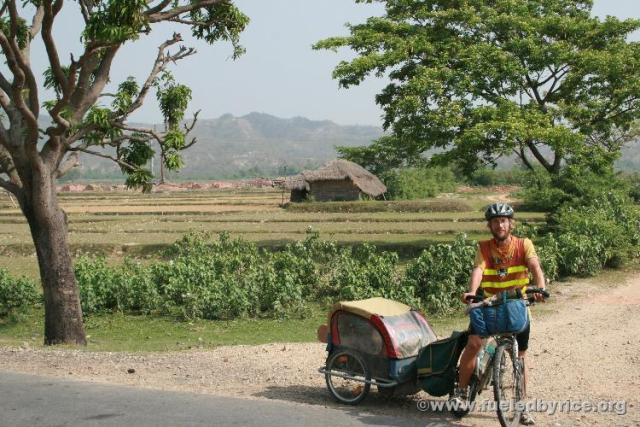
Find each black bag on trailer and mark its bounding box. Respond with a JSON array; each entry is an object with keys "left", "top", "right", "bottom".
[{"left": 416, "top": 331, "right": 467, "bottom": 397}]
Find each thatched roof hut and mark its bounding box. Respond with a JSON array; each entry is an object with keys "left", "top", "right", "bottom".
[{"left": 285, "top": 159, "right": 386, "bottom": 202}]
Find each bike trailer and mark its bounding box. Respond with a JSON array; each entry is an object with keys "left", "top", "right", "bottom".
[
  {"left": 326, "top": 297, "right": 437, "bottom": 383},
  {"left": 416, "top": 331, "right": 467, "bottom": 397}
]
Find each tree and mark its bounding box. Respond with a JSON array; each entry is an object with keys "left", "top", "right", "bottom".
[
  {"left": 315, "top": 0, "right": 640, "bottom": 176},
  {"left": 0, "top": 0, "right": 248, "bottom": 345},
  {"left": 154, "top": 71, "right": 197, "bottom": 184}
]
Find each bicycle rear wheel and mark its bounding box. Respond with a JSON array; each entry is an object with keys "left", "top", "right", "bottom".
[{"left": 492, "top": 343, "right": 525, "bottom": 427}]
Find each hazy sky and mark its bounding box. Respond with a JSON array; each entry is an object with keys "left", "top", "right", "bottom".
[{"left": 28, "top": 0, "right": 640, "bottom": 126}]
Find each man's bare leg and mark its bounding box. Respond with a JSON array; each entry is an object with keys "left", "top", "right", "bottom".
[{"left": 458, "top": 335, "right": 482, "bottom": 388}]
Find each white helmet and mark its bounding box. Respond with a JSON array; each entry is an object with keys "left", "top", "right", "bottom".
[{"left": 484, "top": 203, "right": 514, "bottom": 221}]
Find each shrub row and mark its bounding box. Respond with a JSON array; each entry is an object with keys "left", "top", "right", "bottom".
[
  {"left": 73, "top": 232, "right": 483, "bottom": 319},
  {"left": 0, "top": 269, "right": 39, "bottom": 316}
]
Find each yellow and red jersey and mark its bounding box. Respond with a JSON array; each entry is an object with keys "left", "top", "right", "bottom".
[{"left": 473, "top": 237, "right": 537, "bottom": 297}]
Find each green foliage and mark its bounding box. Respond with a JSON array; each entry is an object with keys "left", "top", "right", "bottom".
[
  {"left": 0, "top": 17, "right": 29, "bottom": 49},
  {"left": 120, "top": 139, "right": 154, "bottom": 168},
  {"left": 83, "top": 0, "right": 149, "bottom": 43},
  {"left": 519, "top": 162, "right": 625, "bottom": 212},
  {"left": 403, "top": 235, "right": 477, "bottom": 315},
  {"left": 317, "top": 0, "right": 640, "bottom": 177},
  {"left": 621, "top": 173, "right": 640, "bottom": 203},
  {"left": 189, "top": 1, "right": 250, "bottom": 58},
  {"left": 163, "top": 128, "right": 186, "bottom": 150},
  {"left": 124, "top": 168, "right": 154, "bottom": 193},
  {"left": 338, "top": 135, "right": 418, "bottom": 177},
  {"left": 551, "top": 193, "right": 640, "bottom": 276},
  {"left": 384, "top": 166, "right": 457, "bottom": 200},
  {"left": 112, "top": 77, "right": 139, "bottom": 114},
  {"left": 327, "top": 244, "right": 417, "bottom": 305},
  {"left": 74, "top": 232, "right": 428, "bottom": 320},
  {"left": 0, "top": 270, "right": 39, "bottom": 317},
  {"left": 83, "top": 106, "right": 122, "bottom": 144},
  {"left": 43, "top": 66, "right": 71, "bottom": 98},
  {"left": 156, "top": 72, "right": 192, "bottom": 127},
  {"left": 520, "top": 166, "right": 640, "bottom": 277}
]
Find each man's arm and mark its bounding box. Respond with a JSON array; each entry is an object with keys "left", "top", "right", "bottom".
[
  {"left": 461, "top": 266, "right": 483, "bottom": 303},
  {"left": 526, "top": 256, "right": 546, "bottom": 301}
]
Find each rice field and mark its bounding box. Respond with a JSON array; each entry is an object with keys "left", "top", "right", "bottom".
[{"left": 0, "top": 187, "right": 544, "bottom": 279}]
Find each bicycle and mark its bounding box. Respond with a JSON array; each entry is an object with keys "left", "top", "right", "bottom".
[{"left": 453, "top": 287, "right": 550, "bottom": 427}]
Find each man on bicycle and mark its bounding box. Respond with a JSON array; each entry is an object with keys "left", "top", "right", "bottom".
[{"left": 453, "top": 202, "right": 546, "bottom": 425}]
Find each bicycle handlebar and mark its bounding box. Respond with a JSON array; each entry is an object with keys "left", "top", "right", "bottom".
[
  {"left": 465, "top": 287, "right": 550, "bottom": 304},
  {"left": 525, "top": 287, "right": 550, "bottom": 298}
]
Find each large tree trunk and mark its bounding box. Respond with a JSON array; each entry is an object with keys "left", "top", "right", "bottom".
[{"left": 21, "top": 169, "right": 86, "bottom": 345}]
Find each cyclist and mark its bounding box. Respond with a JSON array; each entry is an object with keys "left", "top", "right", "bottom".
[{"left": 452, "top": 202, "right": 546, "bottom": 425}]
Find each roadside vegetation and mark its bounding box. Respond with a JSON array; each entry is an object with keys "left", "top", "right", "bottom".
[{"left": 1, "top": 170, "right": 638, "bottom": 352}]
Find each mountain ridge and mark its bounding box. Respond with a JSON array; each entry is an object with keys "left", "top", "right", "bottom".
[{"left": 66, "top": 112, "right": 383, "bottom": 180}]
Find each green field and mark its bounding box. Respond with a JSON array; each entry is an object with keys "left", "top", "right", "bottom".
[{"left": 0, "top": 187, "right": 544, "bottom": 280}]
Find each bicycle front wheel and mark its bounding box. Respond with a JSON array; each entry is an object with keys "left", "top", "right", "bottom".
[{"left": 492, "top": 343, "right": 525, "bottom": 427}]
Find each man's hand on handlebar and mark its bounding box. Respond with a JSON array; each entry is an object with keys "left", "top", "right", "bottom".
[
  {"left": 462, "top": 292, "right": 477, "bottom": 304},
  {"left": 532, "top": 291, "right": 546, "bottom": 302},
  {"left": 526, "top": 287, "right": 550, "bottom": 303}
]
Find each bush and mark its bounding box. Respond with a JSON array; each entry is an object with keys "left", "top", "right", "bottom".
[
  {"left": 75, "top": 256, "right": 122, "bottom": 314},
  {"left": 403, "top": 235, "right": 476, "bottom": 315},
  {"left": 550, "top": 192, "right": 640, "bottom": 276},
  {"left": 0, "top": 269, "right": 39, "bottom": 316},
  {"left": 77, "top": 232, "right": 327, "bottom": 319},
  {"left": 467, "top": 168, "right": 528, "bottom": 186},
  {"left": 621, "top": 173, "right": 640, "bottom": 203},
  {"left": 326, "top": 244, "right": 418, "bottom": 306},
  {"left": 384, "top": 166, "right": 458, "bottom": 200}
]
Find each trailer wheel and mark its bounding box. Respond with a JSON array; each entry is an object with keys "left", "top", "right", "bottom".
[{"left": 325, "top": 350, "right": 371, "bottom": 405}]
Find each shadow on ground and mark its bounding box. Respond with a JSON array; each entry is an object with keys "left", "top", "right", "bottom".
[{"left": 251, "top": 384, "right": 492, "bottom": 426}]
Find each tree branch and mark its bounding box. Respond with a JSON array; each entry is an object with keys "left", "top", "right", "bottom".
[
  {"left": 55, "top": 152, "right": 80, "bottom": 178},
  {"left": 526, "top": 139, "right": 553, "bottom": 172},
  {"left": 146, "top": 0, "right": 173, "bottom": 16},
  {"left": 515, "top": 144, "right": 534, "bottom": 171},
  {"left": 70, "top": 45, "right": 120, "bottom": 121},
  {"left": 122, "top": 33, "right": 195, "bottom": 118},
  {"left": 29, "top": 5, "right": 45, "bottom": 39},
  {"left": 115, "top": 124, "right": 164, "bottom": 143},
  {"left": 146, "top": 0, "right": 225, "bottom": 23},
  {"left": 42, "top": 0, "right": 70, "bottom": 100},
  {"left": 0, "top": 31, "right": 39, "bottom": 138},
  {"left": 0, "top": 176, "right": 20, "bottom": 195},
  {"left": 69, "top": 145, "right": 139, "bottom": 172}
]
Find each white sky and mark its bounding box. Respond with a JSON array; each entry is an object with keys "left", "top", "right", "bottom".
[{"left": 27, "top": 0, "right": 640, "bottom": 126}]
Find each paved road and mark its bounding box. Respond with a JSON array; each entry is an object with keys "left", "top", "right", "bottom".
[{"left": 0, "top": 372, "right": 447, "bottom": 427}]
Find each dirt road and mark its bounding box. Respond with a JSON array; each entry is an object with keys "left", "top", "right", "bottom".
[{"left": 1, "top": 273, "right": 638, "bottom": 426}]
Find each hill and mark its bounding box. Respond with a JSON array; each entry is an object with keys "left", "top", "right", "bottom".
[
  {"left": 64, "top": 112, "right": 382, "bottom": 181},
  {"left": 60, "top": 112, "right": 640, "bottom": 181}
]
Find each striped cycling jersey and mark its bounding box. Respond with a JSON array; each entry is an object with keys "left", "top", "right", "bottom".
[{"left": 474, "top": 237, "right": 536, "bottom": 297}]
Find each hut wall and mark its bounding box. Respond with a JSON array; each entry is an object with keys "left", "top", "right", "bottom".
[
  {"left": 290, "top": 189, "right": 308, "bottom": 202},
  {"left": 309, "top": 179, "right": 360, "bottom": 202}
]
